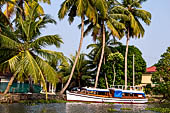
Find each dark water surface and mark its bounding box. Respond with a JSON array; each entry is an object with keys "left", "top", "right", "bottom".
[{"left": 0, "top": 103, "right": 168, "bottom": 113}]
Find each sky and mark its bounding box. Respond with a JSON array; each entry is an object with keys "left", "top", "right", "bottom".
[{"left": 40, "top": 0, "right": 170, "bottom": 67}]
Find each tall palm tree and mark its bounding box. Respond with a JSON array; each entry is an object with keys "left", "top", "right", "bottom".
[
  {"left": 116, "top": 0, "right": 151, "bottom": 89},
  {"left": 84, "top": 0, "right": 127, "bottom": 88},
  {"left": 0, "top": 4, "right": 64, "bottom": 100},
  {"left": 58, "top": 0, "right": 97, "bottom": 94},
  {"left": 87, "top": 32, "right": 121, "bottom": 88}
]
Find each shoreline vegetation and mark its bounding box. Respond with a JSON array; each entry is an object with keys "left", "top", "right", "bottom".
[{"left": 0, "top": 93, "right": 169, "bottom": 104}]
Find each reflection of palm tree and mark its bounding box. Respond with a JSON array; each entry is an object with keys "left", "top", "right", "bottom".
[
  {"left": 0, "top": 4, "right": 63, "bottom": 100},
  {"left": 58, "top": 0, "right": 97, "bottom": 94},
  {"left": 116, "top": 0, "right": 151, "bottom": 89}
]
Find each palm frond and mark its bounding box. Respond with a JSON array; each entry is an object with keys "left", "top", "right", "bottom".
[
  {"left": 76, "top": 0, "right": 85, "bottom": 16},
  {"left": 87, "top": 43, "right": 99, "bottom": 49},
  {"left": 134, "top": 9, "right": 151, "bottom": 25},
  {"left": 0, "top": 34, "right": 20, "bottom": 49},
  {"left": 35, "top": 56, "right": 59, "bottom": 86},
  {"left": 68, "top": 5, "right": 76, "bottom": 24},
  {"left": 139, "top": 0, "right": 148, "bottom": 4},
  {"left": 109, "top": 14, "right": 129, "bottom": 21},
  {"left": 0, "top": 10, "right": 11, "bottom": 26},
  {"left": 3, "top": 0, "right": 17, "bottom": 18},
  {"left": 86, "top": 0, "right": 97, "bottom": 24},
  {"left": 36, "top": 49, "right": 67, "bottom": 64},
  {"left": 106, "top": 20, "right": 121, "bottom": 39},
  {"left": 25, "top": 1, "right": 44, "bottom": 16},
  {"left": 30, "top": 35, "right": 63, "bottom": 48},
  {"left": 84, "top": 23, "right": 94, "bottom": 37},
  {"left": 24, "top": 51, "right": 40, "bottom": 83},
  {"left": 135, "top": 18, "right": 145, "bottom": 38},
  {"left": 58, "top": 0, "right": 73, "bottom": 19},
  {"left": 95, "top": 0, "right": 108, "bottom": 18},
  {"left": 38, "top": 0, "right": 51, "bottom": 4},
  {"left": 1, "top": 52, "right": 22, "bottom": 72}
]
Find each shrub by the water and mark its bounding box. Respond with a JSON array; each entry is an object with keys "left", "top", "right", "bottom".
[
  {"left": 120, "top": 108, "right": 132, "bottom": 110},
  {"left": 145, "top": 107, "right": 170, "bottom": 113},
  {"left": 107, "top": 108, "right": 117, "bottom": 112}
]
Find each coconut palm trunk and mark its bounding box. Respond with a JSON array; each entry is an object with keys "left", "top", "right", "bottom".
[
  {"left": 125, "top": 28, "right": 130, "bottom": 89},
  {"left": 112, "top": 62, "right": 116, "bottom": 86},
  {"left": 3, "top": 73, "right": 17, "bottom": 95},
  {"left": 59, "top": 16, "right": 84, "bottom": 94},
  {"left": 104, "top": 57, "right": 109, "bottom": 89},
  {"left": 95, "top": 21, "right": 105, "bottom": 88}
]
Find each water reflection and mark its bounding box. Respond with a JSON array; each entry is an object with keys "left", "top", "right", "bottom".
[
  {"left": 0, "top": 102, "right": 165, "bottom": 113},
  {"left": 66, "top": 103, "right": 155, "bottom": 113}
]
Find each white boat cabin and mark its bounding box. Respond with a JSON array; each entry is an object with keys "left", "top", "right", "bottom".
[{"left": 71, "top": 86, "right": 146, "bottom": 99}]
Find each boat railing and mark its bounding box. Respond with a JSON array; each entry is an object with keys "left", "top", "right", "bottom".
[{"left": 110, "top": 85, "right": 143, "bottom": 91}]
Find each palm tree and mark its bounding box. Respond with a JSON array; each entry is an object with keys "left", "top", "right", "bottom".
[
  {"left": 69, "top": 53, "right": 91, "bottom": 88},
  {"left": 84, "top": 0, "right": 127, "bottom": 88},
  {"left": 116, "top": 0, "right": 151, "bottom": 89},
  {"left": 4, "top": 0, "right": 49, "bottom": 19},
  {"left": 0, "top": 4, "right": 64, "bottom": 100},
  {"left": 87, "top": 32, "right": 121, "bottom": 88},
  {"left": 58, "top": 0, "right": 97, "bottom": 94}
]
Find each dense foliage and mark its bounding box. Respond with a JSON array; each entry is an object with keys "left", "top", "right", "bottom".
[
  {"left": 100, "top": 45, "right": 146, "bottom": 88},
  {"left": 87, "top": 36, "right": 146, "bottom": 88},
  {"left": 152, "top": 47, "right": 170, "bottom": 99}
]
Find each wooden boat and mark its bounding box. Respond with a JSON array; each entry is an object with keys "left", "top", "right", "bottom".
[{"left": 66, "top": 85, "right": 148, "bottom": 104}]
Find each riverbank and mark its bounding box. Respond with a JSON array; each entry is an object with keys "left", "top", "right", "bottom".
[
  {"left": 0, "top": 93, "right": 65, "bottom": 103},
  {"left": 0, "top": 93, "right": 169, "bottom": 104}
]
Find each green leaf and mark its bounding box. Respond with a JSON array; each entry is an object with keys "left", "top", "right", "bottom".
[{"left": 30, "top": 35, "right": 63, "bottom": 48}]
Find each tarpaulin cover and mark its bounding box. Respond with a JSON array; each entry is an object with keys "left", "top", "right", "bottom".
[{"left": 114, "top": 90, "right": 122, "bottom": 97}]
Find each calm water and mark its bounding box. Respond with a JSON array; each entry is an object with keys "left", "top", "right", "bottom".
[{"left": 0, "top": 103, "right": 168, "bottom": 113}]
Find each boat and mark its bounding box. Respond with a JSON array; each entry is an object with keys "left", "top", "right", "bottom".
[{"left": 66, "top": 85, "right": 148, "bottom": 104}]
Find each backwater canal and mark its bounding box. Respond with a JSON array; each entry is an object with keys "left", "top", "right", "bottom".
[{"left": 0, "top": 102, "right": 169, "bottom": 113}]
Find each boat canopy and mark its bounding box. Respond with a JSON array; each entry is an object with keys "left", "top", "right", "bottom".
[
  {"left": 111, "top": 89, "right": 146, "bottom": 97},
  {"left": 84, "top": 87, "right": 109, "bottom": 92},
  {"left": 114, "top": 90, "right": 122, "bottom": 98},
  {"left": 122, "top": 90, "right": 146, "bottom": 97}
]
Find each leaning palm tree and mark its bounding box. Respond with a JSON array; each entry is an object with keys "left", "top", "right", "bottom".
[
  {"left": 58, "top": 0, "right": 97, "bottom": 94},
  {"left": 116, "top": 0, "right": 151, "bottom": 89},
  {"left": 0, "top": 4, "right": 64, "bottom": 100}
]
